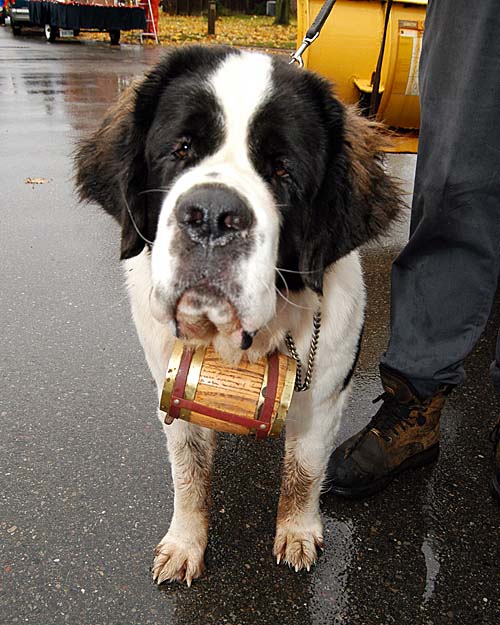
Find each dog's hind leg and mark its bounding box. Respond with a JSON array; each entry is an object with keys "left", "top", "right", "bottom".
[{"left": 152, "top": 419, "right": 216, "bottom": 586}]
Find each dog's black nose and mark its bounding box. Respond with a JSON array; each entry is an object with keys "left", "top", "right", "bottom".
[{"left": 176, "top": 184, "right": 253, "bottom": 246}]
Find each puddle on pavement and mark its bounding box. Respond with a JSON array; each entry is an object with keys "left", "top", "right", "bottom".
[
  {"left": 420, "top": 478, "right": 443, "bottom": 606},
  {"left": 309, "top": 517, "right": 356, "bottom": 624}
]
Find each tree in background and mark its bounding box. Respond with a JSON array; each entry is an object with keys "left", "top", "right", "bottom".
[{"left": 274, "top": 0, "right": 290, "bottom": 26}]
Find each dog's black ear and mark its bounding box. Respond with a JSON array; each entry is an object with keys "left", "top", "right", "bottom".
[
  {"left": 74, "top": 82, "right": 150, "bottom": 260},
  {"left": 300, "top": 97, "right": 402, "bottom": 294}
]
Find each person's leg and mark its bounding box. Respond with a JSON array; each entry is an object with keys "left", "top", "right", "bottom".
[
  {"left": 381, "top": 0, "right": 500, "bottom": 396},
  {"left": 326, "top": 0, "right": 500, "bottom": 498}
]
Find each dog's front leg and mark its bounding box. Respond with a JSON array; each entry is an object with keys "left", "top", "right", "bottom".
[
  {"left": 153, "top": 419, "right": 216, "bottom": 586},
  {"left": 274, "top": 390, "right": 347, "bottom": 571}
]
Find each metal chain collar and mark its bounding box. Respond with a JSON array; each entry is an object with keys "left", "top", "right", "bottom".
[{"left": 285, "top": 304, "right": 322, "bottom": 392}]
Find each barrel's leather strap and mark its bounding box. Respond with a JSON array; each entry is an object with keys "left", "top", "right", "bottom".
[
  {"left": 170, "top": 397, "right": 268, "bottom": 432},
  {"left": 256, "top": 351, "right": 280, "bottom": 439},
  {"left": 168, "top": 347, "right": 194, "bottom": 421}
]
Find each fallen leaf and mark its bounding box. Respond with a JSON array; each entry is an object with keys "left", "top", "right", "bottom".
[
  {"left": 80, "top": 15, "right": 297, "bottom": 49},
  {"left": 25, "top": 178, "right": 50, "bottom": 185}
]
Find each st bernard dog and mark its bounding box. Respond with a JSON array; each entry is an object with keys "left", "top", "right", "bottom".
[{"left": 75, "top": 45, "right": 401, "bottom": 585}]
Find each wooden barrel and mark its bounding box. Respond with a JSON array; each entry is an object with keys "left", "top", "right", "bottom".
[{"left": 160, "top": 340, "right": 297, "bottom": 439}]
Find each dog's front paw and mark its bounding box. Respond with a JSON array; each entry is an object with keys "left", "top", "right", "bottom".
[
  {"left": 152, "top": 533, "right": 205, "bottom": 586},
  {"left": 273, "top": 520, "right": 324, "bottom": 572}
]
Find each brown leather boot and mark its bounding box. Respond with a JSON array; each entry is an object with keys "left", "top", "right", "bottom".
[
  {"left": 325, "top": 365, "right": 453, "bottom": 498},
  {"left": 491, "top": 422, "right": 500, "bottom": 504}
]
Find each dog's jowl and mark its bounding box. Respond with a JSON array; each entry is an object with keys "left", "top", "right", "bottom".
[{"left": 75, "top": 45, "right": 401, "bottom": 585}]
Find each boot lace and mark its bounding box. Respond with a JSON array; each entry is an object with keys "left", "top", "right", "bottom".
[
  {"left": 368, "top": 392, "right": 424, "bottom": 442},
  {"left": 344, "top": 391, "right": 429, "bottom": 457}
]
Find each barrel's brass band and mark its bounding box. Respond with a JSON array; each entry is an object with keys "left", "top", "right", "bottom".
[
  {"left": 253, "top": 360, "right": 269, "bottom": 436},
  {"left": 160, "top": 340, "right": 185, "bottom": 417},
  {"left": 180, "top": 345, "right": 207, "bottom": 421},
  {"left": 269, "top": 357, "right": 297, "bottom": 438}
]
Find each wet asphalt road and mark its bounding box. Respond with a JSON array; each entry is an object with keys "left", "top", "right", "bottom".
[{"left": 1, "top": 26, "right": 499, "bottom": 625}]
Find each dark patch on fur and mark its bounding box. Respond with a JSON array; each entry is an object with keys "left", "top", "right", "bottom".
[
  {"left": 250, "top": 57, "right": 402, "bottom": 294},
  {"left": 74, "top": 46, "right": 237, "bottom": 260},
  {"left": 277, "top": 447, "right": 317, "bottom": 521}
]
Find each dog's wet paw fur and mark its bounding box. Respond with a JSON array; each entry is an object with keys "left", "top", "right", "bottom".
[
  {"left": 152, "top": 535, "right": 206, "bottom": 586},
  {"left": 273, "top": 522, "right": 324, "bottom": 572}
]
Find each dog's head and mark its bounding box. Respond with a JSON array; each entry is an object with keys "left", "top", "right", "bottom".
[{"left": 75, "top": 46, "right": 401, "bottom": 350}]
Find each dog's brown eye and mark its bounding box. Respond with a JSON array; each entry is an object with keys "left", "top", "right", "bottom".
[
  {"left": 171, "top": 139, "right": 191, "bottom": 161},
  {"left": 273, "top": 160, "right": 289, "bottom": 179}
]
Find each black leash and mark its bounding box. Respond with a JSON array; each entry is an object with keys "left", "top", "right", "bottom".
[
  {"left": 290, "top": 0, "right": 395, "bottom": 120},
  {"left": 369, "top": 0, "right": 393, "bottom": 118},
  {"left": 290, "top": 0, "right": 337, "bottom": 67}
]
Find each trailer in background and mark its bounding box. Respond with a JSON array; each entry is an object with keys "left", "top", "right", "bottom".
[{"left": 27, "top": 0, "right": 147, "bottom": 44}]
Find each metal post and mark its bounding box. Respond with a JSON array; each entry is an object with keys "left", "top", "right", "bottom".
[{"left": 208, "top": 1, "right": 216, "bottom": 36}]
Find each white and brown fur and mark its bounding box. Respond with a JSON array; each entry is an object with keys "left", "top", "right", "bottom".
[{"left": 75, "top": 46, "right": 401, "bottom": 585}]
